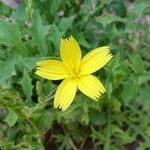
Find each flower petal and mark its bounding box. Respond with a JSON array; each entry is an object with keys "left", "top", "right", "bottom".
[
  {"left": 60, "top": 36, "right": 81, "bottom": 72},
  {"left": 79, "top": 46, "right": 113, "bottom": 75},
  {"left": 54, "top": 78, "right": 77, "bottom": 111},
  {"left": 36, "top": 60, "right": 70, "bottom": 80},
  {"left": 77, "top": 75, "right": 105, "bottom": 100}
]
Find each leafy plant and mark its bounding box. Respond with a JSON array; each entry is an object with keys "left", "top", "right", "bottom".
[{"left": 0, "top": 0, "right": 150, "bottom": 149}]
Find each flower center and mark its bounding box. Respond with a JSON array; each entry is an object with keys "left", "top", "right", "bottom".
[
  {"left": 64, "top": 63, "right": 80, "bottom": 79},
  {"left": 69, "top": 66, "right": 79, "bottom": 78}
]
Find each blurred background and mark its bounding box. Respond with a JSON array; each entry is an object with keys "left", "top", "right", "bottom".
[{"left": 0, "top": 0, "right": 150, "bottom": 150}]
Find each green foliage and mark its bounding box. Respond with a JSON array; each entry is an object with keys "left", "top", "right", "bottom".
[
  {"left": 0, "top": 20, "right": 20, "bottom": 47},
  {"left": 4, "top": 108, "right": 18, "bottom": 127},
  {"left": 0, "top": 19, "right": 27, "bottom": 55},
  {"left": 31, "top": 11, "right": 50, "bottom": 56},
  {"left": 0, "top": 60, "right": 16, "bottom": 86},
  {"left": 20, "top": 69, "right": 33, "bottom": 104},
  {"left": 0, "top": 0, "right": 150, "bottom": 150}
]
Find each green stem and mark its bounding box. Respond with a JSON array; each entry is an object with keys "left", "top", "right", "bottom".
[
  {"left": 104, "top": 104, "right": 111, "bottom": 150},
  {"left": 25, "top": 117, "right": 41, "bottom": 136},
  {"left": 134, "top": 75, "right": 139, "bottom": 103},
  {"left": 45, "top": 95, "right": 54, "bottom": 102},
  {"left": 45, "top": 86, "right": 57, "bottom": 99}
]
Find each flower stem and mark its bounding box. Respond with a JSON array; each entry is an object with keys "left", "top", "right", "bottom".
[{"left": 104, "top": 104, "right": 111, "bottom": 150}]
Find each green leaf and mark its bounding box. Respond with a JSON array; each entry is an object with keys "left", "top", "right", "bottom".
[
  {"left": 90, "top": 111, "right": 106, "bottom": 126},
  {"left": 74, "top": 32, "right": 90, "bottom": 48},
  {"left": 111, "top": 125, "right": 135, "bottom": 144},
  {"left": 91, "top": 126, "right": 103, "bottom": 142},
  {"left": 17, "top": 55, "right": 48, "bottom": 71},
  {"left": 138, "top": 73, "right": 150, "bottom": 85},
  {"left": 49, "top": 24, "right": 61, "bottom": 54},
  {"left": 0, "top": 60, "right": 16, "bottom": 86},
  {"left": 12, "top": 3, "right": 26, "bottom": 21},
  {"left": 109, "top": 1, "right": 127, "bottom": 17},
  {"left": 31, "top": 11, "right": 50, "bottom": 55},
  {"left": 0, "top": 88, "right": 21, "bottom": 106},
  {"left": 112, "top": 96, "right": 121, "bottom": 112},
  {"left": 0, "top": 19, "right": 22, "bottom": 47},
  {"left": 121, "top": 82, "right": 137, "bottom": 105},
  {"left": 20, "top": 69, "right": 33, "bottom": 104},
  {"left": 131, "top": 53, "right": 144, "bottom": 75},
  {"left": 0, "top": 2, "right": 12, "bottom": 16},
  {"left": 4, "top": 108, "right": 18, "bottom": 127},
  {"left": 0, "top": 19, "right": 28, "bottom": 55},
  {"left": 95, "top": 14, "right": 127, "bottom": 27},
  {"left": 34, "top": 110, "right": 53, "bottom": 130},
  {"left": 0, "top": 55, "right": 47, "bottom": 87},
  {"left": 49, "top": 0, "right": 60, "bottom": 15},
  {"left": 133, "top": 1, "right": 150, "bottom": 16},
  {"left": 138, "top": 87, "right": 150, "bottom": 103},
  {"left": 59, "top": 16, "right": 75, "bottom": 33}
]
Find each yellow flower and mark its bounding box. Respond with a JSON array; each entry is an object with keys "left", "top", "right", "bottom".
[{"left": 36, "top": 36, "right": 113, "bottom": 111}]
